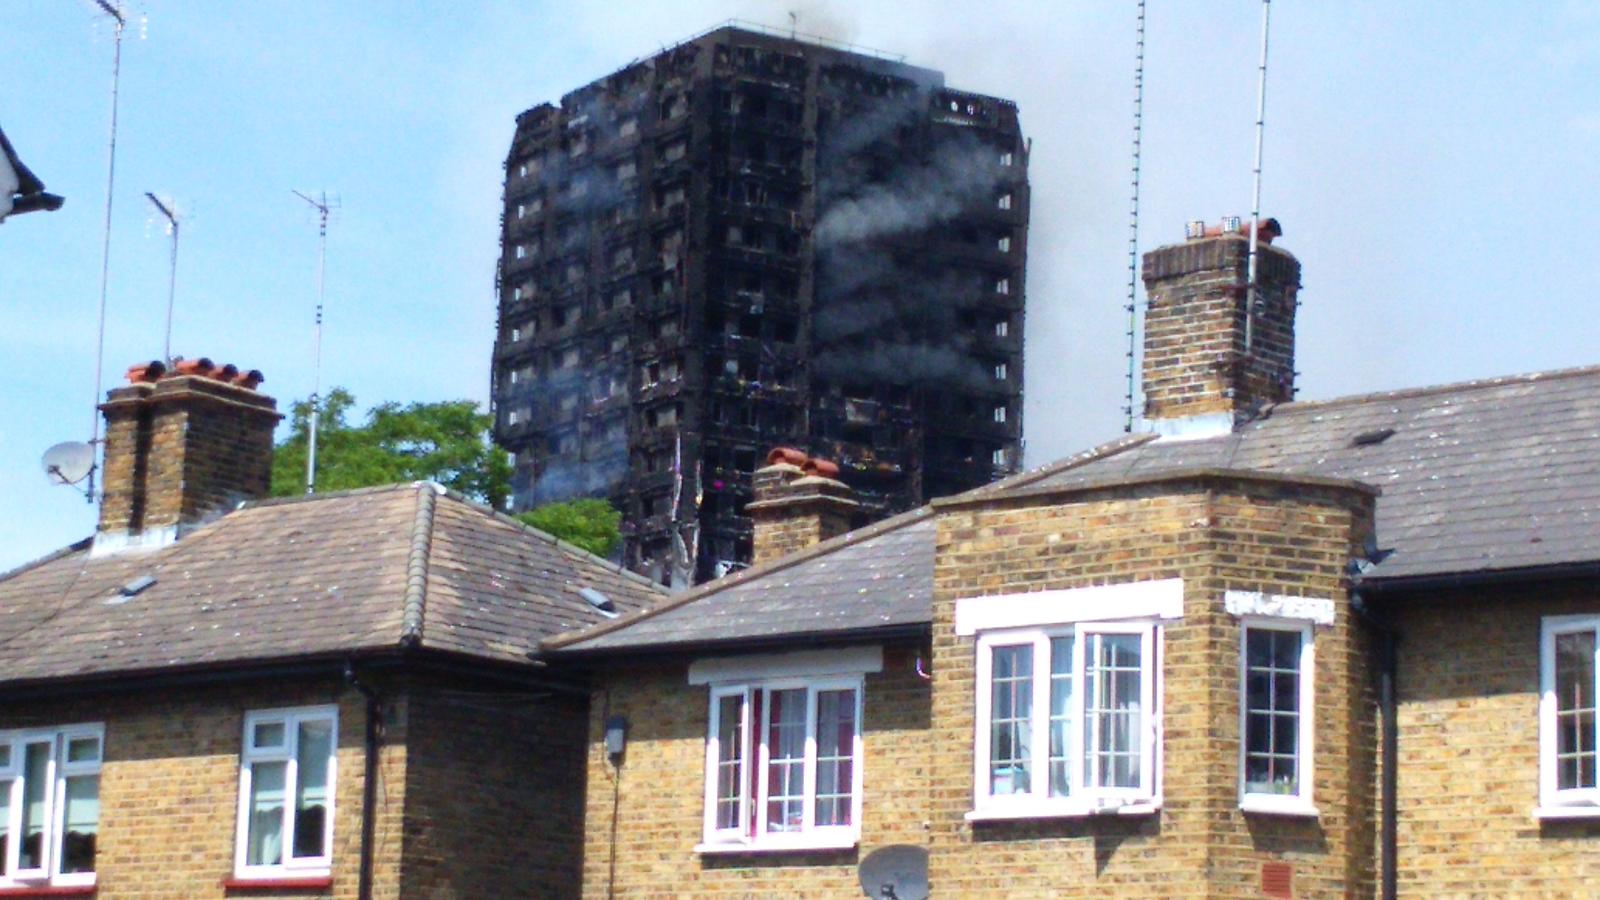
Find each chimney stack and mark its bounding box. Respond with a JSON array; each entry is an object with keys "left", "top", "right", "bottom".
[
  {"left": 747, "top": 447, "right": 859, "bottom": 565},
  {"left": 1141, "top": 218, "right": 1300, "bottom": 434},
  {"left": 95, "top": 360, "right": 281, "bottom": 555}
]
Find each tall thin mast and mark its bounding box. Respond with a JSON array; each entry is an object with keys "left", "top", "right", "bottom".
[
  {"left": 144, "top": 193, "right": 179, "bottom": 363},
  {"left": 293, "top": 190, "right": 332, "bottom": 494},
  {"left": 88, "top": 0, "right": 127, "bottom": 504},
  {"left": 1244, "top": 0, "right": 1272, "bottom": 353},
  {"left": 1123, "top": 0, "right": 1147, "bottom": 433}
]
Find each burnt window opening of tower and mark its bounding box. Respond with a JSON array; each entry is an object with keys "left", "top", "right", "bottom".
[{"left": 493, "top": 25, "right": 1028, "bottom": 586}]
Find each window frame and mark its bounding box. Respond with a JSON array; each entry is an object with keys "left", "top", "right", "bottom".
[
  {"left": 1539, "top": 614, "right": 1600, "bottom": 817},
  {"left": 971, "top": 621, "right": 1160, "bottom": 819},
  {"left": 233, "top": 705, "right": 338, "bottom": 881},
  {"left": 1237, "top": 618, "right": 1317, "bottom": 816},
  {"left": 699, "top": 674, "right": 865, "bottom": 852},
  {"left": 0, "top": 722, "right": 104, "bottom": 890}
]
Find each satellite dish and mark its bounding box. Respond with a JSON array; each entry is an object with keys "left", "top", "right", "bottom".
[
  {"left": 858, "top": 845, "right": 929, "bottom": 900},
  {"left": 42, "top": 441, "right": 95, "bottom": 486}
]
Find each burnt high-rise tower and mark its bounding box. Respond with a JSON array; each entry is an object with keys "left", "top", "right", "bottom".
[{"left": 493, "top": 24, "right": 1028, "bottom": 583}]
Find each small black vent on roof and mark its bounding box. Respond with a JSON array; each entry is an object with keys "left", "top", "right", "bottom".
[
  {"left": 1350, "top": 427, "right": 1396, "bottom": 447},
  {"left": 578, "top": 587, "right": 618, "bottom": 617},
  {"left": 106, "top": 574, "right": 156, "bottom": 605}
]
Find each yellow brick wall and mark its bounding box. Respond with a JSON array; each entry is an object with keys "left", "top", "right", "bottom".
[
  {"left": 929, "top": 476, "right": 1375, "bottom": 898},
  {"left": 1389, "top": 583, "right": 1600, "bottom": 895},
  {"left": 581, "top": 644, "right": 932, "bottom": 898},
  {"left": 0, "top": 679, "right": 406, "bottom": 900}
]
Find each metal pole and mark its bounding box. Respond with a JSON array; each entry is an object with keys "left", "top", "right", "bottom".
[
  {"left": 145, "top": 193, "right": 179, "bottom": 363},
  {"left": 1123, "top": 0, "right": 1147, "bottom": 433},
  {"left": 1244, "top": 0, "right": 1271, "bottom": 354},
  {"left": 89, "top": 0, "right": 126, "bottom": 504},
  {"left": 294, "top": 191, "right": 330, "bottom": 494}
]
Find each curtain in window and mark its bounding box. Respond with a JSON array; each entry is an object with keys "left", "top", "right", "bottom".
[
  {"left": 989, "top": 645, "right": 1033, "bottom": 795},
  {"left": 19, "top": 741, "right": 49, "bottom": 870},
  {"left": 59, "top": 774, "right": 98, "bottom": 874},
  {"left": 1085, "top": 635, "right": 1141, "bottom": 789},
  {"left": 1048, "top": 637, "right": 1075, "bottom": 797},
  {"left": 814, "top": 689, "right": 855, "bottom": 827},
  {"left": 247, "top": 761, "right": 287, "bottom": 866},
  {"left": 764, "top": 689, "right": 806, "bottom": 832},
  {"left": 715, "top": 694, "right": 745, "bottom": 831}
]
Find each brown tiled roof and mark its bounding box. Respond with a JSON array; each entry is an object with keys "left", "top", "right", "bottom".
[
  {"left": 0, "top": 483, "right": 663, "bottom": 687},
  {"left": 554, "top": 365, "right": 1600, "bottom": 653}
]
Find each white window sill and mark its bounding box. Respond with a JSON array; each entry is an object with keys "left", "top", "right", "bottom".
[
  {"left": 1240, "top": 796, "right": 1320, "bottom": 818},
  {"left": 1533, "top": 805, "right": 1600, "bottom": 821},
  {"left": 695, "top": 835, "right": 858, "bottom": 855},
  {"left": 965, "top": 799, "right": 1160, "bottom": 822}
]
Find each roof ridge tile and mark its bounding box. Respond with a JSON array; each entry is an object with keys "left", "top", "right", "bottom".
[{"left": 400, "top": 481, "right": 439, "bottom": 647}]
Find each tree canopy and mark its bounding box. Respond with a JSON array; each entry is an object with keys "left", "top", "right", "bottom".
[
  {"left": 270, "top": 388, "right": 512, "bottom": 507},
  {"left": 515, "top": 499, "right": 622, "bottom": 559}
]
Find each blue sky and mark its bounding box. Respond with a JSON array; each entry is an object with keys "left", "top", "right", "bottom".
[{"left": 3, "top": 1, "right": 1598, "bottom": 572}]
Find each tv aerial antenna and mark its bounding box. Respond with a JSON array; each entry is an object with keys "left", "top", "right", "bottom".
[
  {"left": 1243, "top": 0, "right": 1273, "bottom": 355},
  {"left": 857, "top": 845, "right": 929, "bottom": 900},
  {"left": 144, "top": 192, "right": 181, "bottom": 363},
  {"left": 1121, "top": 0, "right": 1147, "bottom": 433},
  {"left": 292, "top": 189, "right": 338, "bottom": 494}
]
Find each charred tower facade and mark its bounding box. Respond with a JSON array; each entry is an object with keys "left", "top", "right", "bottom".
[{"left": 493, "top": 25, "right": 1028, "bottom": 582}]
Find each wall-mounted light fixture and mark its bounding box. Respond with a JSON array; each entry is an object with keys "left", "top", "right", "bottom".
[{"left": 604, "top": 715, "right": 628, "bottom": 761}]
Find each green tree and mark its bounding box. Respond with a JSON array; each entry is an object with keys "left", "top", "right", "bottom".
[
  {"left": 516, "top": 498, "right": 622, "bottom": 559},
  {"left": 271, "top": 388, "right": 512, "bottom": 508}
]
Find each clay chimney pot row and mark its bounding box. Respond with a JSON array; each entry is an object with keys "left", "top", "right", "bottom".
[
  {"left": 124, "top": 360, "right": 167, "bottom": 384},
  {"left": 122, "top": 357, "right": 264, "bottom": 390},
  {"left": 802, "top": 458, "right": 840, "bottom": 479},
  {"left": 767, "top": 447, "right": 808, "bottom": 467}
]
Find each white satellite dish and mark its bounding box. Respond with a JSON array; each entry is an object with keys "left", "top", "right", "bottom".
[
  {"left": 858, "top": 845, "right": 929, "bottom": 900},
  {"left": 42, "top": 441, "right": 95, "bottom": 486}
]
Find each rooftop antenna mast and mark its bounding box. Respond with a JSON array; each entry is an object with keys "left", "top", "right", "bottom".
[
  {"left": 86, "top": 0, "right": 129, "bottom": 505},
  {"left": 292, "top": 189, "right": 335, "bottom": 494},
  {"left": 1244, "top": 0, "right": 1272, "bottom": 353},
  {"left": 1122, "top": 0, "right": 1147, "bottom": 433},
  {"left": 144, "top": 192, "right": 179, "bottom": 363}
]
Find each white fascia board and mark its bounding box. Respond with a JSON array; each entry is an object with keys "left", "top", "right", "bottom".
[
  {"left": 955, "top": 578, "right": 1184, "bottom": 636},
  {"left": 687, "top": 645, "right": 883, "bottom": 685},
  {"left": 1224, "top": 590, "right": 1336, "bottom": 626}
]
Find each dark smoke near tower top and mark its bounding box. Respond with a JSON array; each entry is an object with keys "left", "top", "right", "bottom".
[{"left": 492, "top": 24, "right": 1029, "bottom": 586}]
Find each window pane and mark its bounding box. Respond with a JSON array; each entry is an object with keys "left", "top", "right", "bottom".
[
  {"left": 1085, "top": 634, "right": 1142, "bottom": 790},
  {"left": 292, "top": 719, "right": 333, "bottom": 859},
  {"left": 814, "top": 689, "right": 856, "bottom": 827},
  {"left": 19, "top": 741, "right": 50, "bottom": 870},
  {"left": 1245, "top": 629, "right": 1302, "bottom": 795},
  {"left": 247, "top": 761, "right": 287, "bottom": 866},
  {"left": 0, "top": 744, "right": 10, "bottom": 768},
  {"left": 1555, "top": 630, "right": 1598, "bottom": 791},
  {"left": 1048, "top": 637, "right": 1074, "bottom": 797},
  {"left": 60, "top": 774, "right": 98, "bottom": 874},
  {"left": 253, "top": 721, "right": 286, "bottom": 750},
  {"left": 764, "top": 689, "right": 806, "bottom": 832},
  {"left": 715, "top": 695, "right": 745, "bottom": 831},
  {"left": 66, "top": 737, "right": 101, "bottom": 764},
  {"left": 989, "top": 645, "right": 1033, "bottom": 795}
]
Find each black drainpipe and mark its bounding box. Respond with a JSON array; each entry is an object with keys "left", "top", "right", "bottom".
[
  {"left": 344, "top": 661, "right": 382, "bottom": 900},
  {"left": 1353, "top": 592, "right": 1398, "bottom": 900}
]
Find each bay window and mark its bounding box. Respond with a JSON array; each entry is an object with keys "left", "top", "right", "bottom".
[
  {"left": 0, "top": 724, "right": 102, "bottom": 889},
  {"left": 693, "top": 647, "right": 877, "bottom": 851},
  {"left": 974, "top": 623, "right": 1158, "bottom": 816},
  {"left": 1540, "top": 615, "right": 1600, "bottom": 817},
  {"left": 234, "top": 706, "right": 337, "bottom": 879}
]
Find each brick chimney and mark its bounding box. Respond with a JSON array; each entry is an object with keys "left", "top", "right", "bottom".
[
  {"left": 747, "top": 447, "right": 859, "bottom": 565},
  {"left": 1141, "top": 218, "right": 1301, "bottom": 434},
  {"left": 94, "top": 359, "right": 281, "bottom": 555}
]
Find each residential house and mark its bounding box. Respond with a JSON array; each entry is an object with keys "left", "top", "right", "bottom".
[
  {"left": 0, "top": 364, "right": 664, "bottom": 898},
  {"left": 546, "top": 225, "right": 1600, "bottom": 897}
]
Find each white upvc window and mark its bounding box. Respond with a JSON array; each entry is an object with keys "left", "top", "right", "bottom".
[
  {"left": 1238, "top": 619, "right": 1316, "bottom": 815},
  {"left": 1539, "top": 615, "right": 1600, "bottom": 818},
  {"left": 0, "top": 724, "right": 102, "bottom": 890},
  {"left": 972, "top": 622, "right": 1159, "bottom": 818},
  {"left": 234, "top": 706, "right": 337, "bottom": 880},
  {"left": 693, "top": 648, "right": 877, "bottom": 852}
]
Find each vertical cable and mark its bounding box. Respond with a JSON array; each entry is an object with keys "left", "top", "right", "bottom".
[
  {"left": 1122, "top": 0, "right": 1147, "bottom": 433},
  {"left": 89, "top": 2, "right": 127, "bottom": 503}
]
